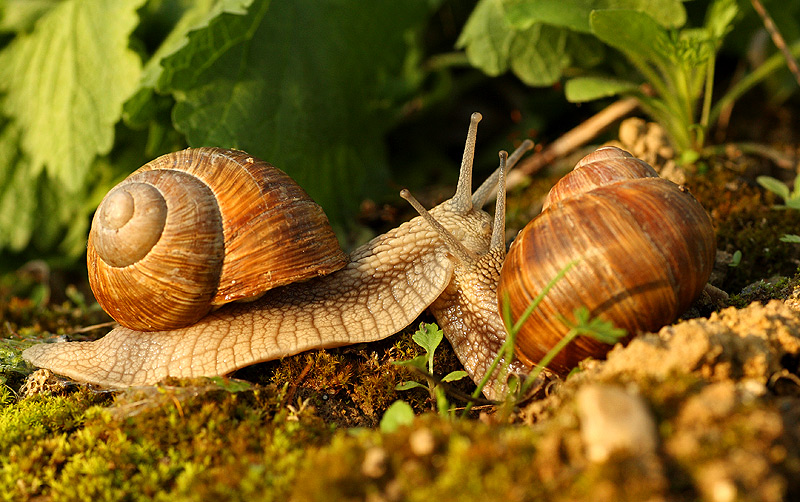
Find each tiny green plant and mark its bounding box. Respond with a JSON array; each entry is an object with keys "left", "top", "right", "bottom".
[
  {"left": 393, "top": 322, "right": 468, "bottom": 416},
  {"left": 729, "top": 250, "right": 743, "bottom": 267},
  {"left": 757, "top": 174, "right": 800, "bottom": 243}
]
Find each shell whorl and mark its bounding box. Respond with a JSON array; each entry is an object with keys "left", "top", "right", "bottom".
[{"left": 91, "top": 182, "right": 168, "bottom": 267}]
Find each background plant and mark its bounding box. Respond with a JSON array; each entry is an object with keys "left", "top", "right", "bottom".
[
  {"left": 0, "top": 0, "right": 439, "bottom": 267},
  {"left": 757, "top": 173, "right": 800, "bottom": 243},
  {"left": 457, "top": 0, "right": 800, "bottom": 160}
]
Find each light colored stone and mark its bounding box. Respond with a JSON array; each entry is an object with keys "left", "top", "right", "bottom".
[{"left": 576, "top": 384, "right": 658, "bottom": 463}]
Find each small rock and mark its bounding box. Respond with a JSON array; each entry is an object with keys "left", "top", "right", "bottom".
[
  {"left": 361, "top": 447, "right": 388, "bottom": 478},
  {"left": 576, "top": 384, "right": 658, "bottom": 463},
  {"left": 408, "top": 428, "right": 435, "bottom": 456}
]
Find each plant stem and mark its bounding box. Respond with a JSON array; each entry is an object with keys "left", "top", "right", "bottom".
[
  {"left": 461, "top": 261, "right": 577, "bottom": 417},
  {"left": 709, "top": 40, "right": 800, "bottom": 125},
  {"left": 700, "top": 52, "right": 716, "bottom": 134},
  {"left": 750, "top": 0, "right": 800, "bottom": 87},
  {"left": 508, "top": 97, "right": 639, "bottom": 190}
]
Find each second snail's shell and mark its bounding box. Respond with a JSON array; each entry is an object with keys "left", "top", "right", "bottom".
[
  {"left": 88, "top": 147, "right": 348, "bottom": 331},
  {"left": 498, "top": 147, "right": 716, "bottom": 375}
]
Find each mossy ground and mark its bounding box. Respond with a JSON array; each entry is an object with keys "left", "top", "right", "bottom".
[{"left": 2, "top": 149, "right": 800, "bottom": 501}]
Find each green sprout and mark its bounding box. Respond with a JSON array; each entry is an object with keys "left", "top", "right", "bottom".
[
  {"left": 392, "top": 322, "right": 468, "bottom": 417},
  {"left": 757, "top": 174, "right": 800, "bottom": 243}
]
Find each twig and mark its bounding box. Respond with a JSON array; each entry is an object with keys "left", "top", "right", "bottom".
[
  {"left": 507, "top": 97, "right": 639, "bottom": 191},
  {"left": 704, "top": 141, "right": 798, "bottom": 170},
  {"left": 69, "top": 321, "right": 117, "bottom": 334},
  {"left": 750, "top": 0, "right": 800, "bottom": 87},
  {"left": 284, "top": 358, "right": 314, "bottom": 406}
]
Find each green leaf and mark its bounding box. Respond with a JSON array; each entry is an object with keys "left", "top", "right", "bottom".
[
  {"left": 568, "top": 306, "right": 627, "bottom": 344},
  {"left": 504, "top": 0, "right": 686, "bottom": 33},
  {"left": 124, "top": 0, "right": 254, "bottom": 127},
  {"left": 441, "top": 370, "right": 468, "bottom": 383},
  {"left": 208, "top": 376, "right": 254, "bottom": 393},
  {"left": 456, "top": 0, "right": 514, "bottom": 76},
  {"left": 757, "top": 175, "right": 791, "bottom": 201},
  {"left": 392, "top": 354, "right": 428, "bottom": 372},
  {"left": 508, "top": 23, "right": 570, "bottom": 86},
  {"left": 0, "top": 0, "right": 145, "bottom": 193},
  {"left": 412, "top": 323, "right": 444, "bottom": 358},
  {"left": 589, "top": 9, "right": 672, "bottom": 67},
  {"left": 380, "top": 400, "right": 415, "bottom": 433},
  {"left": 780, "top": 234, "right": 800, "bottom": 244},
  {"left": 160, "top": 0, "right": 433, "bottom": 231},
  {"left": 565, "top": 75, "right": 640, "bottom": 102},
  {"left": 0, "top": 0, "right": 59, "bottom": 33},
  {"left": 395, "top": 381, "right": 427, "bottom": 391},
  {"left": 704, "top": 0, "right": 738, "bottom": 41}
]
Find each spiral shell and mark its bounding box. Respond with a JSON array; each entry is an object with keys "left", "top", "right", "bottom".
[
  {"left": 498, "top": 147, "right": 715, "bottom": 375},
  {"left": 88, "top": 147, "right": 348, "bottom": 331}
]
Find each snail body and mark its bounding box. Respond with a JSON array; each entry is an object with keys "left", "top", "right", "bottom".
[{"left": 23, "top": 116, "right": 715, "bottom": 399}]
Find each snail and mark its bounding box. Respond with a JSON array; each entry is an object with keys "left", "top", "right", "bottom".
[{"left": 22, "top": 114, "right": 716, "bottom": 400}]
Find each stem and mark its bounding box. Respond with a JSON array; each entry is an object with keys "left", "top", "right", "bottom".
[
  {"left": 703, "top": 141, "right": 797, "bottom": 170},
  {"left": 461, "top": 260, "right": 577, "bottom": 417},
  {"left": 709, "top": 40, "right": 800, "bottom": 125},
  {"left": 700, "top": 52, "right": 716, "bottom": 136},
  {"left": 750, "top": 0, "right": 800, "bottom": 87},
  {"left": 519, "top": 328, "right": 580, "bottom": 396},
  {"left": 508, "top": 97, "right": 639, "bottom": 190}
]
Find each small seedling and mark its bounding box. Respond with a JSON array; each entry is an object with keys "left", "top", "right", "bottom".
[
  {"left": 464, "top": 260, "right": 627, "bottom": 418},
  {"left": 393, "top": 322, "right": 467, "bottom": 416},
  {"left": 729, "top": 250, "right": 743, "bottom": 267},
  {"left": 757, "top": 174, "right": 800, "bottom": 243}
]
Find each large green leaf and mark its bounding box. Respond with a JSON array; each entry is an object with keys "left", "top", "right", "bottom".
[
  {"left": 589, "top": 9, "right": 673, "bottom": 67},
  {"left": 124, "top": 0, "right": 253, "bottom": 128},
  {"left": 0, "top": 0, "right": 145, "bottom": 193},
  {"left": 503, "top": 0, "right": 686, "bottom": 32},
  {"left": 456, "top": 0, "right": 514, "bottom": 76},
  {"left": 159, "top": 0, "right": 432, "bottom": 231},
  {"left": 565, "top": 76, "right": 640, "bottom": 102},
  {"left": 508, "top": 24, "right": 570, "bottom": 86}
]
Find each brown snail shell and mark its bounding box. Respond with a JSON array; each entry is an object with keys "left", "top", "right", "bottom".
[
  {"left": 88, "top": 147, "right": 348, "bottom": 331},
  {"left": 498, "top": 147, "right": 715, "bottom": 375}
]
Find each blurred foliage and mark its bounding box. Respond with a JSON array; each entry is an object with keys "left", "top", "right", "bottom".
[
  {"left": 458, "top": 0, "right": 800, "bottom": 158},
  {"left": 0, "top": 0, "right": 797, "bottom": 277}
]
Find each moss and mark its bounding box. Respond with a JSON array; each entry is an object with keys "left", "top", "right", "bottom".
[
  {"left": 687, "top": 168, "right": 800, "bottom": 294},
  {"left": 727, "top": 272, "right": 800, "bottom": 308},
  {"left": 1, "top": 381, "right": 339, "bottom": 501}
]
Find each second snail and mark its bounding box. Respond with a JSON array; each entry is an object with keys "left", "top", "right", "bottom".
[{"left": 23, "top": 114, "right": 715, "bottom": 398}]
